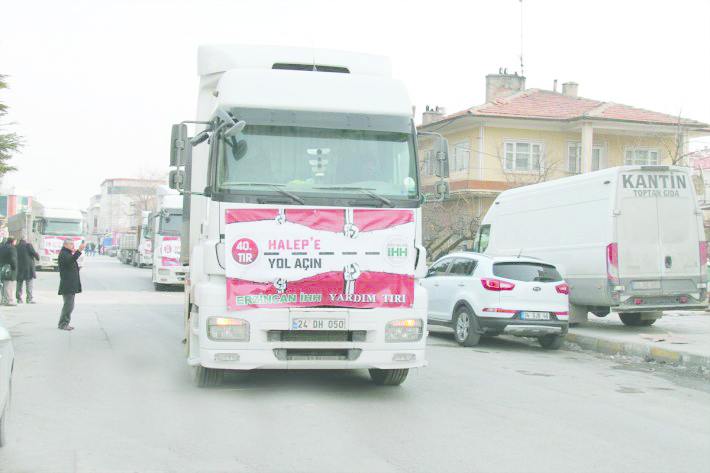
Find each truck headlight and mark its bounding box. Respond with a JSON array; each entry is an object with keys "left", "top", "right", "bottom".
[
  {"left": 207, "top": 317, "right": 249, "bottom": 342},
  {"left": 385, "top": 319, "right": 423, "bottom": 343}
]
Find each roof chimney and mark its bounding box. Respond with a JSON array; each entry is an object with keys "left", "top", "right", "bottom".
[
  {"left": 562, "top": 81, "right": 578, "bottom": 97},
  {"left": 422, "top": 105, "right": 446, "bottom": 125},
  {"left": 486, "top": 71, "right": 526, "bottom": 102},
  {"left": 553, "top": 79, "right": 558, "bottom": 92}
]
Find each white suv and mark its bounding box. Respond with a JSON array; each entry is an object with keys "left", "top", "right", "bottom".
[{"left": 422, "top": 252, "right": 569, "bottom": 349}]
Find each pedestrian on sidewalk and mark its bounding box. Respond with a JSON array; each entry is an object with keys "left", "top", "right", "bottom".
[
  {"left": 58, "top": 239, "right": 85, "bottom": 331},
  {"left": 16, "top": 236, "right": 39, "bottom": 304},
  {"left": 0, "top": 237, "right": 18, "bottom": 306}
]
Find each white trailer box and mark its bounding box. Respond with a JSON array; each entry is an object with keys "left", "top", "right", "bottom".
[{"left": 473, "top": 165, "right": 707, "bottom": 326}]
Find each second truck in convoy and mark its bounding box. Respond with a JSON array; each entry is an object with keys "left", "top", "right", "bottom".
[
  {"left": 169, "top": 45, "right": 440, "bottom": 386},
  {"left": 148, "top": 186, "right": 186, "bottom": 290}
]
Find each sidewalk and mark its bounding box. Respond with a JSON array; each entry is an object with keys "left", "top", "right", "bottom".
[{"left": 566, "top": 310, "right": 710, "bottom": 371}]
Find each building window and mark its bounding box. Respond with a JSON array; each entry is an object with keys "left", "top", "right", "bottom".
[
  {"left": 567, "top": 143, "right": 605, "bottom": 174},
  {"left": 421, "top": 150, "right": 433, "bottom": 176},
  {"left": 451, "top": 141, "right": 470, "bottom": 172},
  {"left": 504, "top": 141, "right": 543, "bottom": 171},
  {"left": 624, "top": 147, "right": 660, "bottom": 165}
]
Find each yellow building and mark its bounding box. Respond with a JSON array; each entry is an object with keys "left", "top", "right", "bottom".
[{"left": 418, "top": 73, "right": 710, "bottom": 259}]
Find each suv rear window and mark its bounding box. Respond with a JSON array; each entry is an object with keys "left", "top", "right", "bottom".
[{"left": 492, "top": 262, "right": 562, "bottom": 282}]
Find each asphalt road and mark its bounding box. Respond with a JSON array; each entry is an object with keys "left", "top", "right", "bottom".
[{"left": 1, "top": 256, "right": 709, "bottom": 473}]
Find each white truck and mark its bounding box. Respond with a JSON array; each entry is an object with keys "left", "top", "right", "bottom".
[
  {"left": 118, "top": 211, "right": 152, "bottom": 267},
  {"left": 8, "top": 202, "right": 85, "bottom": 270},
  {"left": 148, "top": 187, "right": 186, "bottom": 290},
  {"left": 472, "top": 165, "right": 707, "bottom": 326},
  {"left": 168, "top": 45, "right": 437, "bottom": 387}
]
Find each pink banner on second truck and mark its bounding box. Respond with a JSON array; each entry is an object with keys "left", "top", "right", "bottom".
[
  {"left": 160, "top": 236, "right": 181, "bottom": 266},
  {"left": 225, "top": 208, "right": 416, "bottom": 310}
]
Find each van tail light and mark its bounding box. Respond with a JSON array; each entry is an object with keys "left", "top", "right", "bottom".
[
  {"left": 607, "top": 243, "right": 620, "bottom": 285},
  {"left": 556, "top": 283, "right": 570, "bottom": 294},
  {"left": 481, "top": 278, "right": 515, "bottom": 291},
  {"left": 700, "top": 242, "right": 708, "bottom": 282}
]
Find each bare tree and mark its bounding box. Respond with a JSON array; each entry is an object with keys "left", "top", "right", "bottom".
[
  {"left": 124, "top": 167, "right": 167, "bottom": 215},
  {"left": 423, "top": 193, "right": 485, "bottom": 262}
]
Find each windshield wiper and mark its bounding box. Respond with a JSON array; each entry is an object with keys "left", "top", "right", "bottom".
[
  {"left": 224, "top": 182, "right": 305, "bottom": 205},
  {"left": 314, "top": 186, "right": 393, "bottom": 207}
]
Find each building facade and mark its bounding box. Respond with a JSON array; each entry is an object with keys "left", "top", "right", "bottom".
[{"left": 418, "top": 73, "right": 710, "bottom": 259}]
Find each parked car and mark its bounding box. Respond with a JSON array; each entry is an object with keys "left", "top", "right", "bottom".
[
  {"left": 107, "top": 245, "right": 119, "bottom": 257},
  {"left": 0, "top": 313, "right": 14, "bottom": 446},
  {"left": 422, "top": 252, "right": 569, "bottom": 349}
]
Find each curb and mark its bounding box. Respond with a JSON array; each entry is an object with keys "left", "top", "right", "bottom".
[{"left": 564, "top": 332, "right": 710, "bottom": 370}]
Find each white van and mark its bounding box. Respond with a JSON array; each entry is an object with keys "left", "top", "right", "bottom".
[{"left": 472, "top": 165, "right": 707, "bottom": 326}]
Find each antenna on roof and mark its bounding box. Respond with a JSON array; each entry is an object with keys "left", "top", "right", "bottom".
[{"left": 519, "top": 0, "right": 524, "bottom": 77}]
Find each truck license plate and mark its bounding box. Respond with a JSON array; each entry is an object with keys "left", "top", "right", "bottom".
[
  {"left": 633, "top": 280, "right": 661, "bottom": 290},
  {"left": 521, "top": 311, "right": 551, "bottom": 320},
  {"left": 292, "top": 318, "right": 346, "bottom": 330}
]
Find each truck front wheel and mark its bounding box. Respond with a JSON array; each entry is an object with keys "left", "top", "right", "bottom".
[
  {"left": 369, "top": 368, "right": 409, "bottom": 386},
  {"left": 193, "top": 365, "right": 224, "bottom": 388}
]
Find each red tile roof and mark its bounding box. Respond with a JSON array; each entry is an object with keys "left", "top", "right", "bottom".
[{"left": 426, "top": 89, "right": 709, "bottom": 128}]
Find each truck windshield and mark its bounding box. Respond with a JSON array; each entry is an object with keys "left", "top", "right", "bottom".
[
  {"left": 159, "top": 212, "right": 182, "bottom": 236},
  {"left": 215, "top": 124, "right": 418, "bottom": 201},
  {"left": 44, "top": 219, "right": 82, "bottom": 236}
]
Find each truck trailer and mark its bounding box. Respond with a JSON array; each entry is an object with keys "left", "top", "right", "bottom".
[
  {"left": 118, "top": 210, "right": 152, "bottom": 267},
  {"left": 169, "top": 45, "right": 436, "bottom": 386}
]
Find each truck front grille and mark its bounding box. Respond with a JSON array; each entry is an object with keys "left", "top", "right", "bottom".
[
  {"left": 273, "top": 349, "right": 362, "bottom": 361},
  {"left": 268, "top": 330, "right": 366, "bottom": 342}
]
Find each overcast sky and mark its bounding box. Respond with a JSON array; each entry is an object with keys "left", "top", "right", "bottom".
[{"left": 0, "top": 0, "right": 708, "bottom": 209}]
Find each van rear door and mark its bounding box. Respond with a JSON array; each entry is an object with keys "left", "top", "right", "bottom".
[
  {"left": 656, "top": 171, "right": 702, "bottom": 290},
  {"left": 617, "top": 167, "right": 700, "bottom": 292}
]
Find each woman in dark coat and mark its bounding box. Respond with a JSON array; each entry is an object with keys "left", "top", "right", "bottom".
[
  {"left": 0, "top": 237, "right": 18, "bottom": 306},
  {"left": 16, "top": 238, "right": 39, "bottom": 303}
]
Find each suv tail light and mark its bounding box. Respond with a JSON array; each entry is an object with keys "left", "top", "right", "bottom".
[
  {"left": 607, "top": 243, "right": 620, "bottom": 285},
  {"left": 555, "top": 283, "right": 570, "bottom": 294},
  {"left": 700, "top": 242, "right": 708, "bottom": 283},
  {"left": 481, "top": 278, "right": 515, "bottom": 291}
]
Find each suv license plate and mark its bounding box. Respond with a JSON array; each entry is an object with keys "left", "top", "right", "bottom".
[
  {"left": 292, "top": 318, "right": 346, "bottom": 330},
  {"left": 521, "top": 311, "right": 551, "bottom": 320}
]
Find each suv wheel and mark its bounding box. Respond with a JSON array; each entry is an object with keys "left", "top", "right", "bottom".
[{"left": 453, "top": 306, "right": 481, "bottom": 347}]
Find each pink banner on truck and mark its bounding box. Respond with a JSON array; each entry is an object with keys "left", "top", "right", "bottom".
[
  {"left": 160, "top": 236, "right": 181, "bottom": 266},
  {"left": 225, "top": 208, "right": 416, "bottom": 310},
  {"left": 42, "top": 235, "right": 83, "bottom": 256}
]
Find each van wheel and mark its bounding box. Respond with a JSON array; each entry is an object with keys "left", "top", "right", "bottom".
[
  {"left": 619, "top": 312, "right": 658, "bottom": 327},
  {"left": 538, "top": 334, "right": 564, "bottom": 350},
  {"left": 193, "top": 365, "right": 224, "bottom": 387},
  {"left": 369, "top": 368, "right": 409, "bottom": 386},
  {"left": 453, "top": 306, "right": 481, "bottom": 347}
]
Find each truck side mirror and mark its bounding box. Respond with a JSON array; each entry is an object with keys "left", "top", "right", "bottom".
[
  {"left": 170, "top": 124, "right": 188, "bottom": 167},
  {"left": 433, "top": 137, "right": 449, "bottom": 178}
]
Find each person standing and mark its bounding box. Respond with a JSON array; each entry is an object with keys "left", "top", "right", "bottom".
[
  {"left": 0, "top": 237, "right": 18, "bottom": 306},
  {"left": 58, "top": 239, "right": 85, "bottom": 331},
  {"left": 16, "top": 236, "right": 39, "bottom": 304}
]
